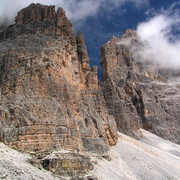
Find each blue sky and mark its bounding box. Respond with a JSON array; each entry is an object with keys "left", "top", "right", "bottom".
[
  {"left": 0, "top": 0, "right": 179, "bottom": 77},
  {"left": 75, "top": 0, "right": 179, "bottom": 71}
]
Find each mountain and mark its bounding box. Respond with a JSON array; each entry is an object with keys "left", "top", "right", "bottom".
[
  {"left": 91, "top": 129, "right": 180, "bottom": 180},
  {"left": 100, "top": 29, "right": 180, "bottom": 144},
  {"left": 1, "top": 129, "right": 180, "bottom": 180},
  {"left": 0, "top": 3, "right": 179, "bottom": 179},
  {"left": 0, "top": 3, "right": 117, "bottom": 154}
]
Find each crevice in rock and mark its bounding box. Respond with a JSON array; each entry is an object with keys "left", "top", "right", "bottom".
[{"left": 131, "top": 89, "right": 152, "bottom": 130}]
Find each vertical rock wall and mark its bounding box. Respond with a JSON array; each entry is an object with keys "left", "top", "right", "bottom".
[
  {"left": 0, "top": 4, "right": 117, "bottom": 153},
  {"left": 0, "top": 3, "right": 179, "bottom": 155},
  {"left": 101, "top": 30, "right": 180, "bottom": 143}
]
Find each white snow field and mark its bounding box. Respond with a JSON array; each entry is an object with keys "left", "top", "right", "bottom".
[{"left": 0, "top": 129, "right": 180, "bottom": 180}]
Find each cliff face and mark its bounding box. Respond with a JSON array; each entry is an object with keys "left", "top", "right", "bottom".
[
  {"left": 0, "top": 3, "right": 179, "bottom": 156},
  {"left": 0, "top": 3, "right": 117, "bottom": 153},
  {"left": 101, "top": 30, "right": 180, "bottom": 144}
]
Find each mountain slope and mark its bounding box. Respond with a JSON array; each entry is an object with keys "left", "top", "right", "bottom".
[
  {"left": 0, "top": 143, "right": 59, "bottom": 180},
  {"left": 92, "top": 129, "right": 180, "bottom": 180},
  {"left": 1, "top": 129, "right": 180, "bottom": 180}
]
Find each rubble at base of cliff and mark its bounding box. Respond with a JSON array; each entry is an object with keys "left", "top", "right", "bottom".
[{"left": 1, "top": 129, "right": 180, "bottom": 180}]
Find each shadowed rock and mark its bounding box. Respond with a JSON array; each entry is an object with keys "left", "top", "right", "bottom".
[{"left": 101, "top": 29, "right": 180, "bottom": 143}]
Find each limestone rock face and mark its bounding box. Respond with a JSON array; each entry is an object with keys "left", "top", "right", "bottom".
[
  {"left": 0, "top": 3, "right": 74, "bottom": 39},
  {"left": 0, "top": 3, "right": 179, "bottom": 155},
  {"left": 42, "top": 152, "right": 94, "bottom": 177},
  {"left": 76, "top": 31, "right": 90, "bottom": 71},
  {"left": 101, "top": 29, "right": 180, "bottom": 143},
  {"left": 0, "top": 4, "right": 117, "bottom": 153},
  {"left": 55, "top": 7, "right": 74, "bottom": 37},
  {"left": 15, "top": 3, "right": 56, "bottom": 24}
]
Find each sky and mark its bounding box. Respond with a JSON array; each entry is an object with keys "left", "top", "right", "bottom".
[{"left": 0, "top": 0, "right": 179, "bottom": 77}]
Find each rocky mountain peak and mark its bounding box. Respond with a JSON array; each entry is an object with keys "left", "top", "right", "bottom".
[
  {"left": 123, "top": 29, "right": 137, "bottom": 37},
  {"left": 0, "top": 2, "right": 179, "bottom": 160},
  {"left": 0, "top": 3, "right": 74, "bottom": 39},
  {"left": 57, "top": 7, "right": 66, "bottom": 19},
  {"left": 101, "top": 30, "right": 180, "bottom": 143},
  {"left": 55, "top": 7, "right": 74, "bottom": 36},
  {"left": 14, "top": 3, "right": 71, "bottom": 26},
  {"left": 15, "top": 3, "right": 56, "bottom": 24},
  {"left": 76, "top": 31, "right": 90, "bottom": 72}
]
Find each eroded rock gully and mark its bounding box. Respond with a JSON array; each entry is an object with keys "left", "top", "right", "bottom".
[{"left": 0, "top": 3, "right": 180, "bottom": 178}]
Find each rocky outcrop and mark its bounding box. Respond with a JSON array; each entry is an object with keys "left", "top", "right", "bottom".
[
  {"left": 0, "top": 3, "right": 74, "bottom": 39},
  {"left": 42, "top": 152, "right": 94, "bottom": 177},
  {"left": 101, "top": 29, "right": 180, "bottom": 143},
  {"left": 15, "top": 4, "right": 56, "bottom": 24},
  {"left": 0, "top": 4, "right": 117, "bottom": 153},
  {"left": 76, "top": 31, "right": 90, "bottom": 72}
]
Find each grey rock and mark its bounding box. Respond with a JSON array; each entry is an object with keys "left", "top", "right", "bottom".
[
  {"left": 42, "top": 152, "right": 94, "bottom": 177},
  {"left": 0, "top": 4, "right": 118, "bottom": 153},
  {"left": 100, "top": 29, "right": 180, "bottom": 143}
]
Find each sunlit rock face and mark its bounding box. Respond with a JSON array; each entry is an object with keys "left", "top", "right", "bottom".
[
  {"left": 0, "top": 3, "right": 179, "bottom": 156},
  {"left": 0, "top": 3, "right": 117, "bottom": 153},
  {"left": 101, "top": 29, "right": 180, "bottom": 144}
]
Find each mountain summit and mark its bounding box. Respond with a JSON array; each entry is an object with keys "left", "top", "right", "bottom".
[{"left": 0, "top": 3, "right": 180, "bottom": 179}]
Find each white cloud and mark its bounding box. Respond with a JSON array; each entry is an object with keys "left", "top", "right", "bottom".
[
  {"left": 136, "top": 9, "right": 180, "bottom": 70},
  {"left": 116, "top": 2, "right": 180, "bottom": 71},
  {"left": 110, "top": 0, "right": 149, "bottom": 8},
  {"left": 0, "top": 0, "right": 149, "bottom": 25}
]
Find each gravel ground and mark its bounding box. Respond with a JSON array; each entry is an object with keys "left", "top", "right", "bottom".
[
  {"left": 91, "top": 129, "right": 180, "bottom": 180},
  {"left": 1, "top": 129, "right": 180, "bottom": 180}
]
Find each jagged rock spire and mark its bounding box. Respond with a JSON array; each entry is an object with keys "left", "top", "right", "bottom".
[
  {"left": 76, "top": 31, "right": 90, "bottom": 72},
  {"left": 55, "top": 7, "right": 74, "bottom": 36}
]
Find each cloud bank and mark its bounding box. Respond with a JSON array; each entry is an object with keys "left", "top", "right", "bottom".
[
  {"left": 134, "top": 2, "right": 180, "bottom": 70},
  {"left": 0, "top": 0, "right": 149, "bottom": 25}
]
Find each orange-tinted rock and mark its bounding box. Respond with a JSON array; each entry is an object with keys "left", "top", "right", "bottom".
[
  {"left": 0, "top": 3, "right": 74, "bottom": 39},
  {"left": 42, "top": 152, "right": 94, "bottom": 176},
  {"left": 0, "top": 4, "right": 117, "bottom": 153},
  {"left": 55, "top": 7, "right": 74, "bottom": 37},
  {"left": 76, "top": 31, "right": 90, "bottom": 71},
  {"left": 15, "top": 3, "right": 56, "bottom": 24}
]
